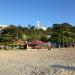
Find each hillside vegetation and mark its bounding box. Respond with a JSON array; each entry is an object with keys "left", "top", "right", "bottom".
[{"left": 0, "top": 23, "right": 75, "bottom": 46}]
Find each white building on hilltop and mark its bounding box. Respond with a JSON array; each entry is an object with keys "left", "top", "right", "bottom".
[
  {"left": 36, "top": 21, "right": 47, "bottom": 31},
  {"left": 0, "top": 25, "right": 8, "bottom": 29},
  {"left": 0, "top": 24, "right": 7, "bottom": 29},
  {"left": 0, "top": 25, "right": 8, "bottom": 34}
]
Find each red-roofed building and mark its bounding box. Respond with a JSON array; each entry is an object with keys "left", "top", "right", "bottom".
[{"left": 27, "top": 40, "right": 51, "bottom": 49}]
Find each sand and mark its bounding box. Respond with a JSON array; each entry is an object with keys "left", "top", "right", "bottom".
[{"left": 0, "top": 48, "right": 75, "bottom": 75}]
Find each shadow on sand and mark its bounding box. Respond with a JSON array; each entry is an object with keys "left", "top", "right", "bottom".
[{"left": 51, "top": 64, "right": 75, "bottom": 71}]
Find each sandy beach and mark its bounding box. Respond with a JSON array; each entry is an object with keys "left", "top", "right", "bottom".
[{"left": 0, "top": 48, "right": 75, "bottom": 75}]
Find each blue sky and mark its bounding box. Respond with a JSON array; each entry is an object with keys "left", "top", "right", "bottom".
[{"left": 0, "top": 0, "right": 75, "bottom": 27}]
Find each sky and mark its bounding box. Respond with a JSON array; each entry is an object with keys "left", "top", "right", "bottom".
[{"left": 0, "top": 0, "right": 75, "bottom": 27}]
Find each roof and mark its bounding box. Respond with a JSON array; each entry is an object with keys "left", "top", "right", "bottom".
[
  {"left": 28, "top": 40, "right": 46, "bottom": 44},
  {"left": 15, "top": 40, "right": 24, "bottom": 45}
]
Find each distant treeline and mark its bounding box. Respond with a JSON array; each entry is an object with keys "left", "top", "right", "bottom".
[{"left": 0, "top": 23, "right": 75, "bottom": 45}]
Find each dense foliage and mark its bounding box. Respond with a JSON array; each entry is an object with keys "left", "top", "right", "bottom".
[{"left": 0, "top": 23, "right": 75, "bottom": 45}]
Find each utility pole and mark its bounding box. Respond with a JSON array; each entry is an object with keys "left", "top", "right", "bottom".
[
  {"left": 16, "top": 33, "right": 18, "bottom": 40},
  {"left": 63, "top": 27, "right": 64, "bottom": 48},
  {"left": 69, "top": 32, "right": 70, "bottom": 47}
]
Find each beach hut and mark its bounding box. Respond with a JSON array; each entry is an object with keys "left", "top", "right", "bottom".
[{"left": 27, "top": 40, "right": 51, "bottom": 49}]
